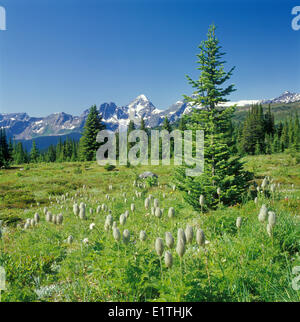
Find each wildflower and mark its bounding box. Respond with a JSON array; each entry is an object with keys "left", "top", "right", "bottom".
[
  {"left": 43, "top": 207, "right": 48, "bottom": 215},
  {"left": 89, "top": 223, "right": 96, "bottom": 230},
  {"left": 57, "top": 213, "right": 63, "bottom": 225},
  {"left": 119, "top": 214, "right": 126, "bottom": 226},
  {"left": 52, "top": 215, "right": 57, "bottom": 225},
  {"left": 154, "top": 198, "right": 159, "bottom": 208},
  {"left": 155, "top": 207, "right": 162, "bottom": 218},
  {"left": 112, "top": 221, "right": 117, "bottom": 229},
  {"left": 258, "top": 204, "right": 268, "bottom": 222},
  {"left": 123, "top": 229, "right": 130, "bottom": 244},
  {"left": 176, "top": 239, "right": 185, "bottom": 258},
  {"left": 105, "top": 215, "right": 113, "bottom": 228},
  {"left": 34, "top": 213, "right": 40, "bottom": 224},
  {"left": 236, "top": 217, "right": 242, "bottom": 229},
  {"left": 177, "top": 228, "right": 186, "bottom": 245},
  {"left": 124, "top": 210, "right": 130, "bottom": 219},
  {"left": 168, "top": 207, "right": 175, "bottom": 219},
  {"left": 83, "top": 238, "right": 89, "bottom": 245},
  {"left": 261, "top": 177, "right": 268, "bottom": 190},
  {"left": 266, "top": 223, "right": 272, "bottom": 237},
  {"left": 155, "top": 238, "right": 164, "bottom": 257},
  {"left": 217, "top": 187, "right": 221, "bottom": 196},
  {"left": 113, "top": 228, "right": 121, "bottom": 242},
  {"left": 199, "top": 195, "right": 204, "bottom": 206},
  {"left": 185, "top": 225, "right": 193, "bottom": 243},
  {"left": 73, "top": 203, "right": 79, "bottom": 216},
  {"left": 139, "top": 230, "right": 147, "bottom": 241},
  {"left": 165, "top": 251, "right": 173, "bottom": 268},
  {"left": 67, "top": 235, "right": 73, "bottom": 244},
  {"left": 268, "top": 211, "right": 276, "bottom": 228},
  {"left": 165, "top": 232, "right": 174, "bottom": 249},
  {"left": 144, "top": 198, "right": 150, "bottom": 209},
  {"left": 131, "top": 203, "right": 135, "bottom": 212},
  {"left": 46, "top": 211, "right": 52, "bottom": 222},
  {"left": 96, "top": 205, "right": 101, "bottom": 214},
  {"left": 196, "top": 229, "right": 205, "bottom": 247}
]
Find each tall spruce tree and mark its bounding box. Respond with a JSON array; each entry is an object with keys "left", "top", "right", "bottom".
[
  {"left": 0, "top": 128, "right": 10, "bottom": 167},
  {"left": 174, "top": 24, "right": 252, "bottom": 209},
  {"left": 79, "top": 105, "right": 106, "bottom": 161},
  {"left": 30, "top": 140, "right": 39, "bottom": 163}
]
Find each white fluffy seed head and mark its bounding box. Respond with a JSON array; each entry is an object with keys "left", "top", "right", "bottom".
[
  {"left": 43, "top": 207, "right": 48, "bottom": 215},
  {"left": 89, "top": 223, "right": 96, "bottom": 230},
  {"left": 113, "top": 228, "right": 121, "bottom": 241},
  {"left": 79, "top": 207, "right": 86, "bottom": 220},
  {"left": 254, "top": 197, "right": 258, "bottom": 204},
  {"left": 236, "top": 217, "right": 242, "bottom": 229},
  {"left": 73, "top": 203, "right": 79, "bottom": 216},
  {"left": 131, "top": 203, "right": 135, "bottom": 212},
  {"left": 196, "top": 229, "right": 205, "bottom": 247},
  {"left": 155, "top": 207, "right": 162, "bottom": 218},
  {"left": 217, "top": 187, "right": 221, "bottom": 196},
  {"left": 67, "top": 235, "right": 73, "bottom": 244},
  {"left": 176, "top": 239, "right": 185, "bottom": 258},
  {"left": 34, "top": 213, "right": 40, "bottom": 223},
  {"left": 96, "top": 205, "right": 101, "bottom": 214},
  {"left": 112, "top": 221, "right": 117, "bottom": 229},
  {"left": 46, "top": 211, "right": 52, "bottom": 222},
  {"left": 52, "top": 215, "right": 57, "bottom": 225},
  {"left": 268, "top": 211, "right": 276, "bottom": 228},
  {"left": 266, "top": 223, "right": 272, "bottom": 237},
  {"left": 165, "top": 232, "right": 174, "bottom": 249},
  {"left": 199, "top": 195, "right": 205, "bottom": 206},
  {"left": 151, "top": 207, "right": 155, "bottom": 215},
  {"left": 258, "top": 204, "right": 268, "bottom": 222},
  {"left": 57, "top": 213, "right": 63, "bottom": 225},
  {"left": 124, "top": 210, "right": 129, "bottom": 219},
  {"left": 155, "top": 237, "right": 164, "bottom": 257},
  {"left": 177, "top": 228, "right": 186, "bottom": 245},
  {"left": 24, "top": 222, "right": 30, "bottom": 230},
  {"left": 139, "top": 230, "right": 147, "bottom": 241},
  {"left": 185, "top": 225, "right": 193, "bottom": 243},
  {"left": 261, "top": 177, "right": 268, "bottom": 190},
  {"left": 168, "top": 207, "right": 175, "bottom": 218},
  {"left": 144, "top": 198, "right": 150, "bottom": 209},
  {"left": 164, "top": 251, "right": 173, "bottom": 268},
  {"left": 106, "top": 214, "right": 113, "bottom": 227},
  {"left": 120, "top": 213, "right": 126, "bottom": 226},
  {"left": 123, "top": 229, "right": 130, "bottom": 244},
  {"left": 154, "top": 198, "right": 159, "bottom": 208}
]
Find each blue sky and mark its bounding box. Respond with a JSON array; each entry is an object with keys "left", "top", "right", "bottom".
[{"left": 0, "top": 0, "right": 299, "bottom": 116}]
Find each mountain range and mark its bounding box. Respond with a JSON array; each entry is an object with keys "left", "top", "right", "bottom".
[{"left": 0, "top": 90, "right": 299, "bottom": 149}]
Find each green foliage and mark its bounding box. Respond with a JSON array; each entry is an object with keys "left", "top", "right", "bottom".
[
  {"left": 79, "top": 105, "right": 106, "bottom": 161},
  {"left": 0, "top": 155, "right": 299, "bottom": 302},
  {"left": 174, "top": 24, "right": 252, "bottom": 209}
]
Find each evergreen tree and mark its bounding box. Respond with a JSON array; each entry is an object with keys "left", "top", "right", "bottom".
[
  {"left": 30, "top": 140, "right": 39, "bottom": 163},
  {"left": 140, "top": 117, "right": 146, "bottom": 131},
  {"left": 0, "top": 128, "right": 10, "bottom": 167},
  {"left": 174, "top": 24, "right": 252, "bottom": 209},
  {"left": 162, "top": 116, "right": 172, "bottom": 132},
  {"left": 79, "top": 105, "right": 106, "bottom": 161}
]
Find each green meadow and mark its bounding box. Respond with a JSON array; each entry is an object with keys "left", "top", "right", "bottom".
[{"left": 0, "top": 153, "right": 299, "bottom": 302}]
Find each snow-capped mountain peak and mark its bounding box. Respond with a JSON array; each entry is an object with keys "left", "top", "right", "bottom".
[
  {"left": 263, "top": 91, "right": 300, "bottom": 104},
  {"left": 1, "top": 90, "right": 300, "bottom": 141}
]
